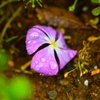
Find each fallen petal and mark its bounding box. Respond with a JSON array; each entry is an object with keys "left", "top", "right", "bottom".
[
  {"left": 26, "top": 26, "right": 49, "bottom": 55},
  {"left": 56, "top": 49, "right": 77, "bottom": 69},
  {"left": 34, "top": 25, "right": 57, "bottom": 41},
  {"left": 31, "top": 46, "right": 59, "bottom": 76},
  {"left": 56, "top": 30, "right": 68, "bottom": 49}
]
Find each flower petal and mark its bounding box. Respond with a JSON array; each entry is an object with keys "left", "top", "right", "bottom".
[
  {"left": 34, "top": 25, "right": 57, "bottom": 41},
  {"left": 30, "top": 46, "right": 59, "bottom": 76},
  {"left": 56, "top": 49, "right": 77, "bottom": 69},
  {"left": 26, "top": 26, "right": 49, "bottom": 55},
  {"left": 56, "top": 30, "right": 68, "bottom": 49}
]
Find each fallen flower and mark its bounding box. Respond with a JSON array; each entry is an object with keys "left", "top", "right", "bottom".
[{"left": 26, "top": 25, "right": 77, "bottom": 76}]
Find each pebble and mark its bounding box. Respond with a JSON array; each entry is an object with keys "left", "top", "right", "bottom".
[
  {"left": 66, "top": 87, "right": 71, "bottom": 92},
  {"left": 47, "top": 90, "right": 57, "bottom": 100},
  {"left": 84, "top": 80, "right": 89, "bottom": 86},
  {"left": 6, "top": 73, "right": 12, "bottom": 78},
  {"left": 94, "top": 66, "right": 98, "bottom": 70}
]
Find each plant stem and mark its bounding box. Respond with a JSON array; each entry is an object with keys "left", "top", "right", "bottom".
[
  {"left": 21, "top": 60, "right": 31, "bottom": 71},
  {"left": 0, "top": 6, "right": 22, "bottom": 44},
  {"left": 0, "top": 0, "right": 18, "bottom": 8}
]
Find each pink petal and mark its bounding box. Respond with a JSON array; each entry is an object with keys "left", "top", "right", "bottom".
[
  {"left": 26, "top": 26, "right": 49, "bottom": 55},
  {"left": 56, "top": 49, "right": 77, "bottom": 69},
  {"left": 56, "top": 30, "right": 68, "bottom": 49},
  {"left": 34, "top": 25, "right": 57, "bottom": 41},
  {"left": 31, "top": 46, "right": 59, "bottom": 76}
]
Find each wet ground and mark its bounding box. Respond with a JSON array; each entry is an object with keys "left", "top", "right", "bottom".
[{"left": 0, "top": 0, "right": 100, "bottom": 100}]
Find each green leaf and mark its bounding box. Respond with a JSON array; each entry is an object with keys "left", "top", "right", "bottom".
[
  {"left": 5, "top": 35, "right": 18, "bottom": 43},
  {"left": 91, "top": 0, "right": 100, "bottom": 3},
  {"left": 9, "top": 76, "right": 33, "bottom": 99},
  {"left": 92, "top": 7, "right": 100, "bottom": 16}
]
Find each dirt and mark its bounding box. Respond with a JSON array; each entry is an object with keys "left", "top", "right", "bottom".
[{"left": 0, "top": 0, "right": 100, "bottom": 100}]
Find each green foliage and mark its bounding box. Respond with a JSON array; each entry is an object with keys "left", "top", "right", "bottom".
[
  {"left": 69, "top": 0, "right": 78, "bottom": 11},
  {"left": 92, "top": 7, "right": 100, "bottom": 16},
  {"left": 0, "top": 49, "right": 11, "bottom": 71},
  {"left": 0, "top": 75, "right": 33, "bottom": 100},
  {"left": 18, "top": 0, "right": 42, "bottom": 8},
  {"left": 91, "top": 0, "right": 100, "bottom": 16},
  {"left": 65, "top": 36, "right": 100, "bottom": 78},
  {"left": 0, "top": 0, "right": 42, "bottom": 9},
  {"left": 0, "top": 0, "right": 42, "bottom": 46},
  {"left": 91, "top": 0, "right": 100, "bottom": 3},
  {"left": 5, "top": 35, "right": 18, "bottom": 43},
  {"left": 8, "top": 76, "right": 33, "bottom": 100},
  {"left": 69, "top": 0, "right": 100, "bottom": 16},
  {"left": 69, "top": 6, "right": 75, "bottom": 11}
]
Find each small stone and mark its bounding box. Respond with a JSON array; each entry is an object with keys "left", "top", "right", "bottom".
[
  {"left": 39, "top": 73, "right": 44, "bottom": 76},
  {"left": 86, "top": 93, "right": 91, "bottom": 98},
  {"left": 73, "top": 94, "right": 77, "bottom": 99},
  {"left": 82, "top": 6, "right": 88, "bottom": 12},
  {"left": 84, "top": 80, "right": 89, "bottom": 86},
  {"left": 66, "top": 87, "right": 71, "bottom": 92},
  {"left": 6, "top": 73, "right": 12, "bottom": 78},
  {"left": 94, "top": 66, "right": 98, "bottom": 70},
  {"left": 47, "top": 90, "right": 57, "bottom": 100}
]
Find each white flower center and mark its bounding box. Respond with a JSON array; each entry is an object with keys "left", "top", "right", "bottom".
[
  {"left": 51, "top": 41, "right": 57, "bottom": 47},
  {"left": 49, "top": 40, "right": 60, "bottom": 51},
  {"left": 44, "top": 36, "right": 60, "bottom": 51}
]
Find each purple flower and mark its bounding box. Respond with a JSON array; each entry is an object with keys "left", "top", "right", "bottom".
[{"left": 26, "top": 25, "right": 77, "bottom": 76}]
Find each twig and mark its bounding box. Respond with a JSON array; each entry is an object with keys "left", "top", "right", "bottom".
[
  {"left": 66, "top": 92, "right": 73, "bottom": 100},
  {"left": 21, "top": 60, "right": 31, "bottom": 71},
  {"left": 0, "top": 0, "right": 18, "bottom": 8},
  {"left": 0, "top": 6, "right": 22, "bottom": 44}
]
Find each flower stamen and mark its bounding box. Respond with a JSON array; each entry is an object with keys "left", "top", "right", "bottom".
[{"left": 51, "top": 41, "right": 57, "bottom": 47}]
